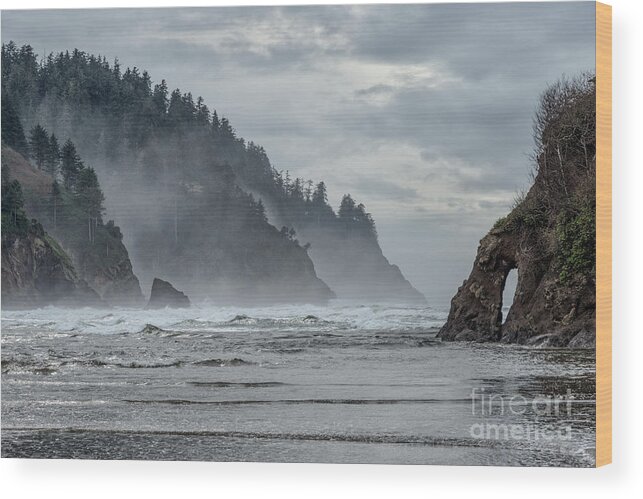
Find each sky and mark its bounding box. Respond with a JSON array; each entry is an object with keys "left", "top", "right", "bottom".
[{"left": 1, "top": 2, "right": 596, "bottom": 305}]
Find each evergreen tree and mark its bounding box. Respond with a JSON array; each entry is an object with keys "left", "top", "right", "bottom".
[
  {"left": 76, "top": 167, "right": 105, "bottom": 218},
  {"left": 182, "top": 92, "right": 196, "bottom": 121},
  {"left": 112, "top": 58, "right": 121, "bottom": 80},
  {"left": 338, "top": 194, "right": 356, "bottom": 219},
  {"left": 338, "top": 194, "right": 377, "bottom": 238},
  {"left": 312, "top": 182, "right": 328, "bottom": 206},
  {"left": 152, "top": 79, "right": 169, "bottom": 117},
  {"left": 1, "top": 172, "right": 28, "bottom": 233},
  {"left": 273, "top": 170, "right": 284, "bottom": 191},
  {"left": 75, "top": 166, "right": 105, "bottom": 243},
  {"left": 255, "top": 199, "right": 267, "bottom": 222},
  {"left": 219, "top": 117, "right": 235, "bottom": 139},
  {"left": 0, "top": 94, "right": 29, "bottom": 155},
  {"left": 291, "top": 178, "right": 303, "bottom": 201},
  {"left": 1, "top": 177, "right": 24, "bottom": 217},
  {"left": 168, "top": 89, "right": 188, "bottom": 125},
  {"left": 29, "top": 124, "right": 49, "bottom": 169},
  {"left": 60, "top": 139, "right": 83, "bottom": 190},
  {"left": 196, "top": 96, "right": 210, "bottom": 125},
  {"left": 304, "top": 180, "right": 313, "bottom": 202},
  {"left": 45, "top": 133, "right": 60, "bottom": 177},
  {"left": 356, "top": 203, "right": 377, "bottom": 237},
  {"left": 164, "top": 90, "right": 198, "bottom": 127}
]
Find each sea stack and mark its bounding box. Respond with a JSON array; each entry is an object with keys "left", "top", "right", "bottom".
[
  {"left": 146, "top": 278, "right": 190, "bottom": 309},
  {"left": 438, "top": 76, "right": 596, "bottom": 347}
]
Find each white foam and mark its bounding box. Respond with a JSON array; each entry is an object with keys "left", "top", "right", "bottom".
[{"left": 1, "top": 302, "right": 448, "bottom": 336}]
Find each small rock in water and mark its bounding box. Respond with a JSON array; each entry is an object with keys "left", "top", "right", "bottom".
[
  {"left": 193, "top": 358, "right": 253, "bottom": 367},
  {"left": 303, "top": 315, "right": 319, "bottom": 322},
  {"left": 146, "top": 278, "right": 190, "bottom": 309},
  {"left": 229, "top": 314, "right": 250, "bottom": 323},
  {"left": 139, "top": 323, "right": 165, "bottom": 335},
  {"left": 33, "top": 367, "right": 57, "bottom": 375}
]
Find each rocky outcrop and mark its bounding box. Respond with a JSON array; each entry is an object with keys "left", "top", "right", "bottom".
[
  {"left": 1, "top": 222, "right": 101, "bottom": 308},
  {"left": 297, "top": 226, "right": 426, "bottom": 304},
  {"left": 2, "top": 145, "right": 144, "bottom": 306},
  {"left": 146, "top": 278, "right": 190, "bottom": 309},
  {"left": 438, "top": 224, "right": 595, "bottom": 346},
  {"left": 439, "top": 75, "right": 596, "bottom": 347},
  {"left": 82, "top": 250, "right": 143, "bottom": 307}
]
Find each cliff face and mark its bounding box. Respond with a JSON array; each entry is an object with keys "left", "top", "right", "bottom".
[
  {"left": 438, "top": 219, "right": 595, "bottom": 346},
  {"left": 74, "top": 233, "right": 144, "bottom": 306},
  {"left": 242, "top": 189, "right": 425, "bottom": 304},
  {"left": 134, "top": 211, "right": 335, "bottom": 305},
  {"left": 1, "top": 221, "right": 101, "bottom": 308},
  {"left": 1, "top": 145, "right": 144, "bottom": 306},
  {"left": 297, "top": 226, "right": 425, "bottom": 304},
  {"left": 439, "top": 76, "right": 596, "bottom": 347}
]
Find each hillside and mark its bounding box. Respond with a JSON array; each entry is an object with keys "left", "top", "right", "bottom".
[
  {"left": 237, "top": 165, "right": 426, "bottom": 303},
  {"left": 439, "top": 75, "right": 596, "bottom": 347},
  {"left": 1, "top": 42, "right": 422, "bottom": 304},
  {"left": 1, "top": 144, "right": 144, "bottom": 306},
  {"left": 1, "top": 169, "right": 101, "bottom": 308}
]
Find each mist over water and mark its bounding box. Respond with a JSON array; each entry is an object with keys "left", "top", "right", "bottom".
[{"left": 2, "top": 302, "right": 596, "bottom": 465}]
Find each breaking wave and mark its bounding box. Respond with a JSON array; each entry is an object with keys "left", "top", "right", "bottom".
[
  {"left": 1, "top": 302, "right": 447, "bottom": 337},
  {"left": 193, "top": 358, "right": 255, "bottom": 367}
]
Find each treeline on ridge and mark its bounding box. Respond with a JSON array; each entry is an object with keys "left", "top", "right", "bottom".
[{"left": 1, "top": 42, "right": 377, "bottom": 241}]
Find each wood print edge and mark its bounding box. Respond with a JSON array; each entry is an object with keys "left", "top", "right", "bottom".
[{"left": 595, "top": 0, "right": 612, "bottom": 468}]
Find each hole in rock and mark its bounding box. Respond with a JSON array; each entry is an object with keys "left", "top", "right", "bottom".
[{"left": 502, "top": 269, "right": 518, "bottom": 324}]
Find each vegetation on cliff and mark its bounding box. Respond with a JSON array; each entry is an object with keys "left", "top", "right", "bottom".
[
  {"left": 1, "top": 167, "right": 101, "bottom": 308},
  {"left": 1, "top": 139, "right": 143, "bottom": 305},
  {"left": 1, "top": 168, "right": 28, "bottom": 236},
  {"left": 439, "top": 74, "right": 596, "bottom": 347}
]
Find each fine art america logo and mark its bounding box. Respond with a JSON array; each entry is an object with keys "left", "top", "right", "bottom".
[{"left": 470, "top": 388, "right": 574, "bottom": 441}]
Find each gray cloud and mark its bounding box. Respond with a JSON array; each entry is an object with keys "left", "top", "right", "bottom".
[
  {"left": 349, "top": 176, "right": 420, "bottom": 202},
  {"left": 355, "top": 84, "right": 395, "bottom": 97}
]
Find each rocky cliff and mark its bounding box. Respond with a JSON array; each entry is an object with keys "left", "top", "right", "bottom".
[
  {"left": 138, "top": 217, "right": 336, "bottom": 305},
  {"left": 439, "top": 75, "right": 596, "bottom": 347},
  {"left": 2, "top": 214, "right": 101, "bottom": 309},
  {"left": 2, "top": 145, "right": 144, "bottom": 306},
  {"left": 296, "top": 225, "right": 426, "bottom": 304}
]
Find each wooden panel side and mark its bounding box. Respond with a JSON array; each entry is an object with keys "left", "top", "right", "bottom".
[{"left": 595, "top": 1, "right": 612, "bottom": 468}]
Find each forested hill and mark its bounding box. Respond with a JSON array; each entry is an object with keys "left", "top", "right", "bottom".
[
  {"left": 2, "top": 155, "right": 103, "bottom": 308},
  {"left": 1, "top": 42, "right": 424, "bottom": 304},
  {"left": 1, "top": 142, "right": 143, "bottom": 305}
]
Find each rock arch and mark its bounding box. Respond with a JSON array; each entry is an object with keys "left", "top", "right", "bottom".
[
  {"left": 438, "top": 231, "right": 518, "bottom": 342},
  {"left": 439, "top": 222, "right": 595, "bottom": 346}
]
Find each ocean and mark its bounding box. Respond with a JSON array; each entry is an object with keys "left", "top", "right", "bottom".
[{"left": 1, "top": 302, "right": 596, "bottom": 466}]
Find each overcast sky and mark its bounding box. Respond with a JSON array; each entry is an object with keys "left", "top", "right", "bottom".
[{"left": 1, "top": 2, "right": 595, "bottom": 304}]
